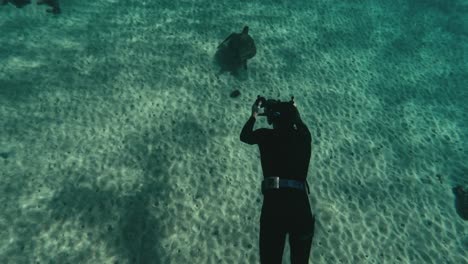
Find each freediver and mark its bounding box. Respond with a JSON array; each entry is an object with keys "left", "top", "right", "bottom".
[{"left": 240, "top": 96, "right": 315, "bottom": 264}]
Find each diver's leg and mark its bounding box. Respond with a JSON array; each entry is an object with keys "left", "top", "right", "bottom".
[
  {"left": 289, "top": 196, "right": 315, "bottom": 264},
  {"left": 260, "top": 201, "right": 287, "bottom": 264},
  {"left": 289, "top": 228, "right": 313, "bottom": 264},
  {"left": 260, "top": 219, "right": 286, "bottom": 264}
]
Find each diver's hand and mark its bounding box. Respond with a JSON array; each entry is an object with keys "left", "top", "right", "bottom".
[{"left": 251, "top": 101, "right": 260, "bottom": 118}]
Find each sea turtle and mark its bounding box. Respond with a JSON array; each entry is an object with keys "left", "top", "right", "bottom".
[{"left": 216, "top": 26, "right": 257, "bottom": 76}]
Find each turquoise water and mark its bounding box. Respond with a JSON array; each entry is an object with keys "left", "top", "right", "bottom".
[{"left": 1, "top": 0, "right": 467, "bottom": 263}]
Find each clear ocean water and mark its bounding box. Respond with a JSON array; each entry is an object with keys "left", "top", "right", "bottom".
[{"left": 1, "top": 0, "right": 467, "bottom": 263}]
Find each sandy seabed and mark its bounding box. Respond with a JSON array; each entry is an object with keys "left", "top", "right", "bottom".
[{"left": 0, "top": 0, "right": 467, "bottom": 263}]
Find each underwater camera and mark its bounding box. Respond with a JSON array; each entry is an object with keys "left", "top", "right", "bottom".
[{"left": 255, "top": 95, "right": 295, "bottom": 120}]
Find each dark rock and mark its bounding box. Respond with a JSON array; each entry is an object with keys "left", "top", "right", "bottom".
[{"left": 230, "top": 90, "right": 241, "bottom": 98}]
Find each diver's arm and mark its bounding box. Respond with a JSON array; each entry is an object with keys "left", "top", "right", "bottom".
[
  {"left": 241, "top": 99, "right": 267, "bottom": 144},
  {"left": 240, "top": 118, "right": 267, "bottom": 145},
  {"left": 294, "top": 109, "right": 312, "bottom": 142},
  {"left": 298, "top": 120, "right": 312, "bottom": 142},
  {"left": 240, "top": 116, "right": 260, "bottom": 145}
]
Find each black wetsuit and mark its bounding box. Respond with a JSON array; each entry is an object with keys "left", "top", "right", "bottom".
[{"left": 240, "top": 116, "right": 315, "bottom": 264}]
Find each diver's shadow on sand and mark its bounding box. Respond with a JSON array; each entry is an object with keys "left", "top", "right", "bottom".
[
  {"left": 45, "top": 181, "right": 165, "bottom": 263},
  {"left": 41, "top": 112, "right": 213, "bottom": 263}
]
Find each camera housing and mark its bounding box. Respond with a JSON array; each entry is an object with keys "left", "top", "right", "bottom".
[{"left": 255, "top": 95, "right": 295, "bottom": 117}]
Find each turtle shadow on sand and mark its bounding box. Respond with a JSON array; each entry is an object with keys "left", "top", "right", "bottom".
[{"left": 453, "top": 185, "right": 468, "bottom": 221}]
